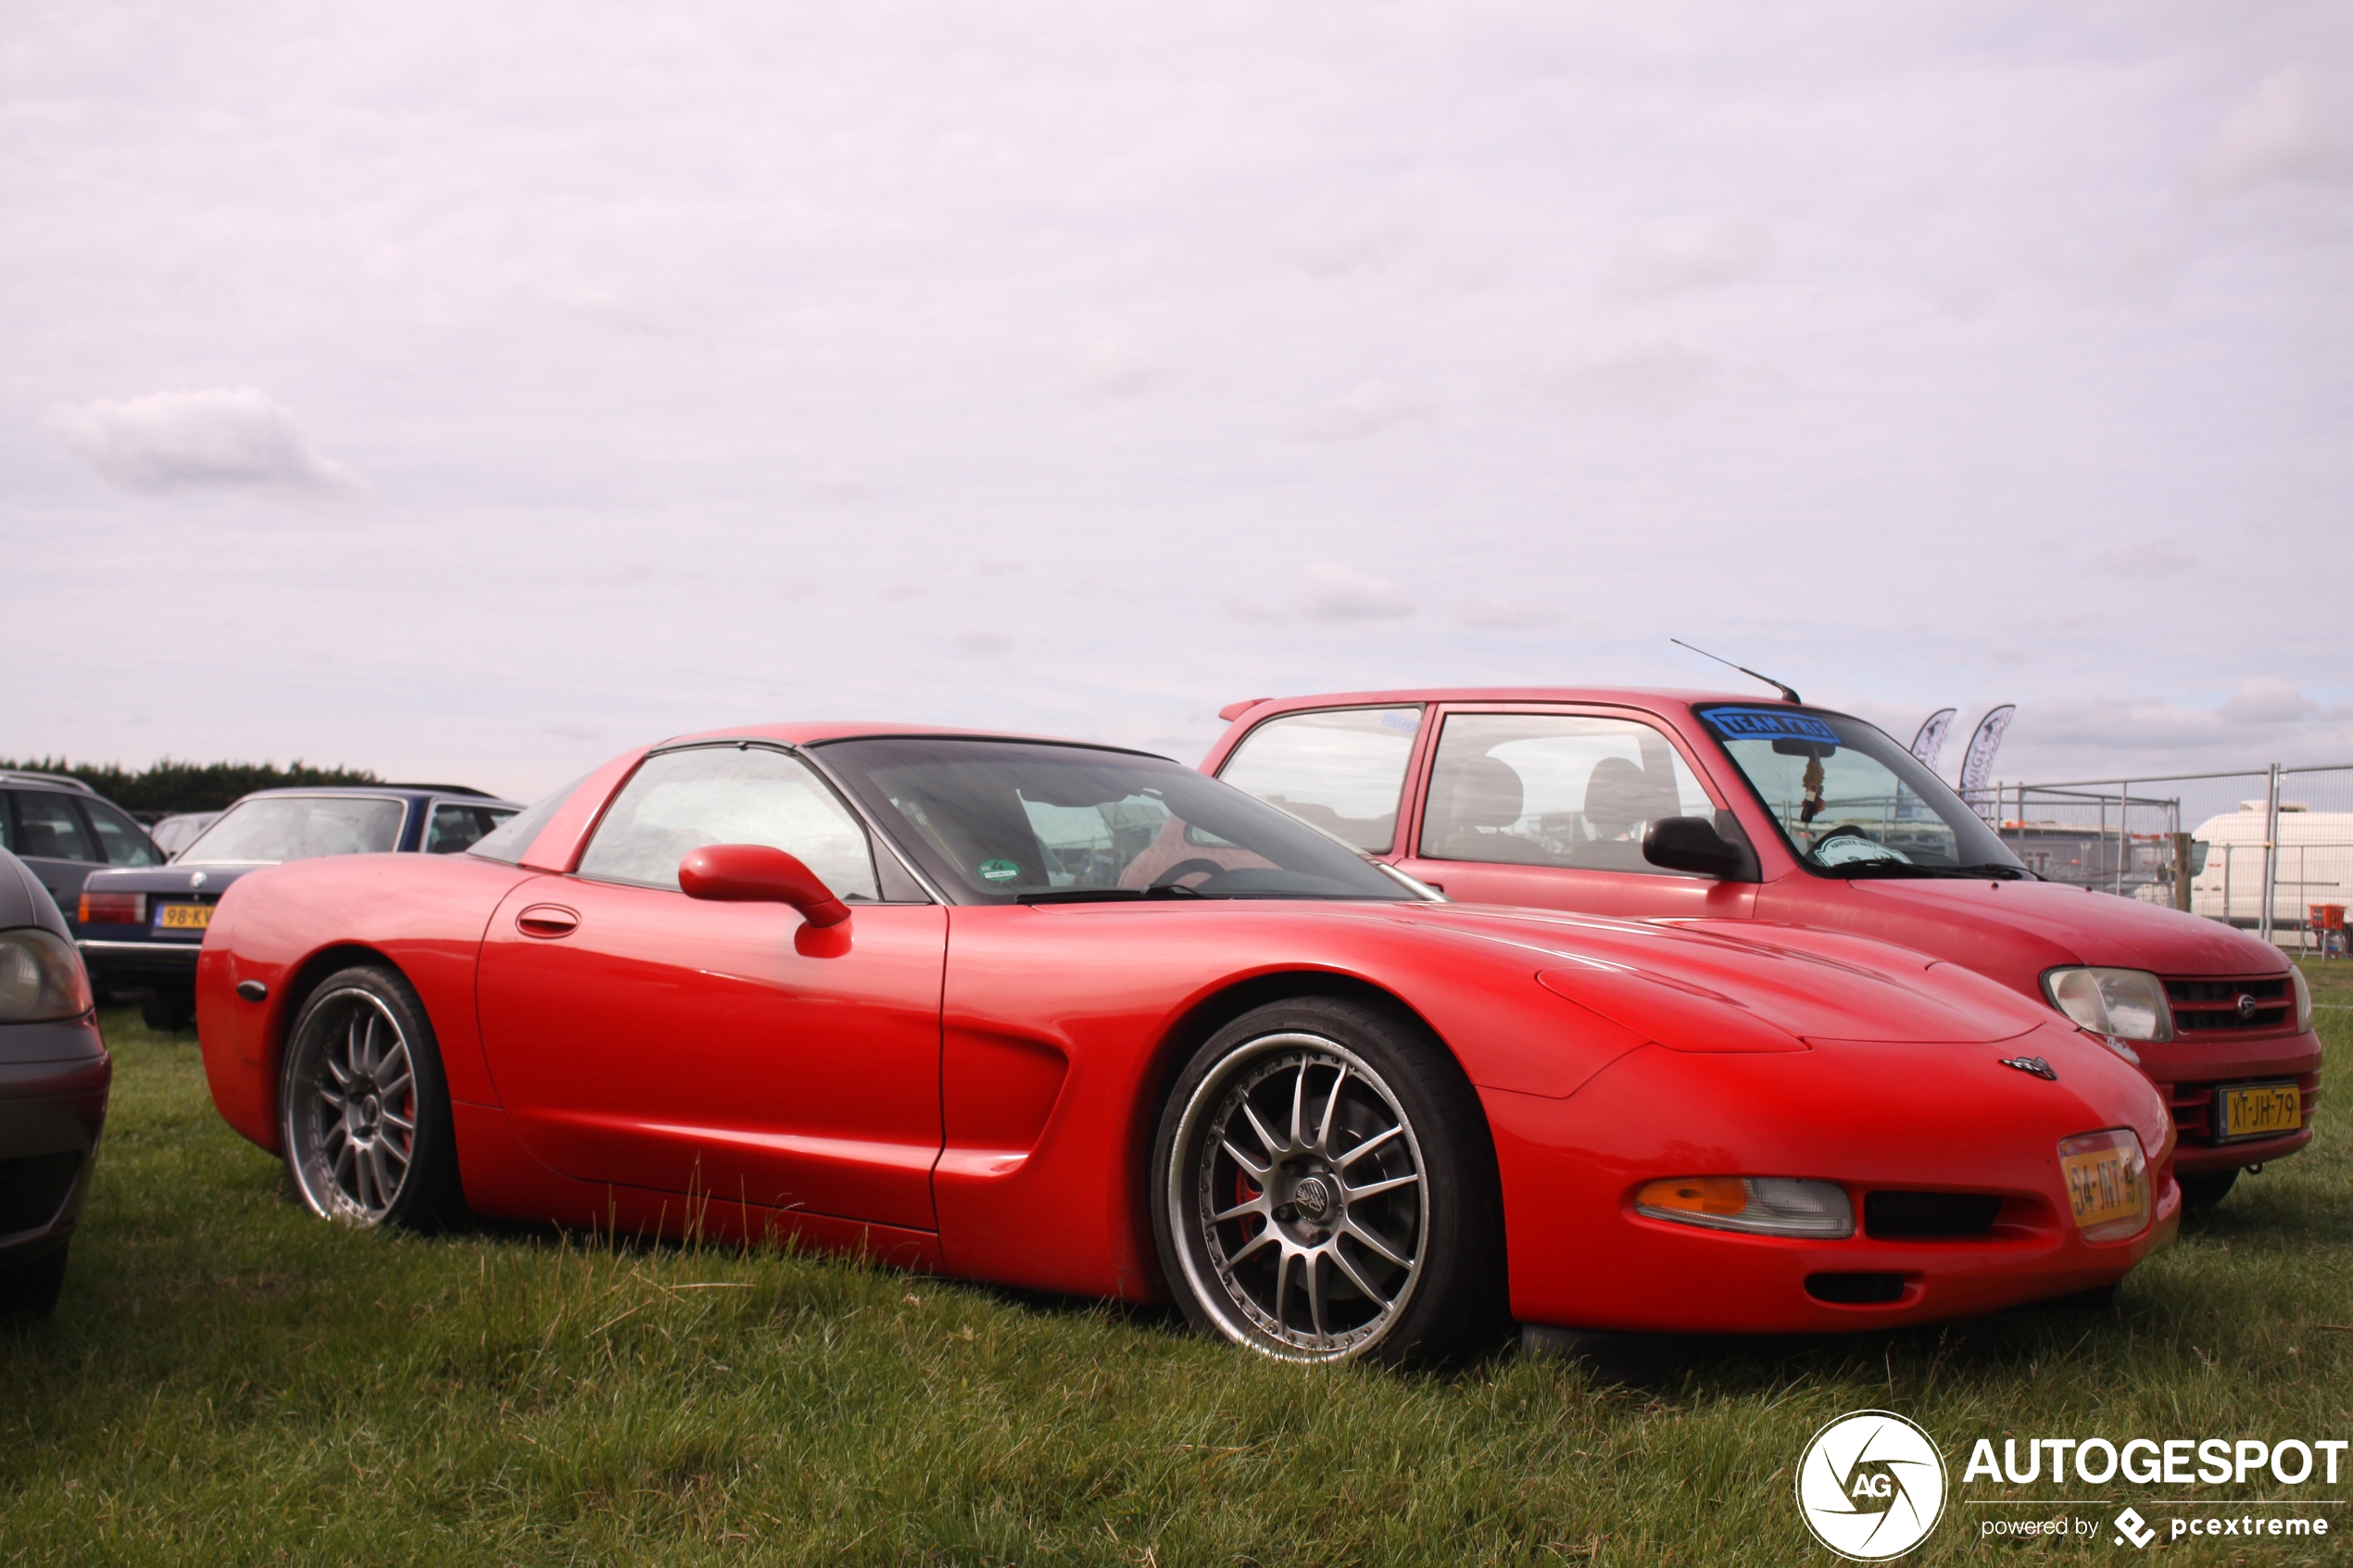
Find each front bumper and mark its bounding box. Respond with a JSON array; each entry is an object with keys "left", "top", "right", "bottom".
[
  {"left": 2136, "top": 1028, "right": 2322, "bottom": 1173},
  {"left": 1484, "top": 1030, "right": 2178, "bottom": 1336},
  {"left": 0, "top": 1018, "right": 113, "bottom": 1268},
  {"left": 77, "top": 936, "right": 201, "bottom": 989}
]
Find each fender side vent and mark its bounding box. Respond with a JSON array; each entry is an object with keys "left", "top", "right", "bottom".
[
  {"left": 1806, "top": 1272, "right": 1906, "bottom": 1305},
  {"left": 1864, "top": 1191, "right": 2003, "bottom": 1239}
]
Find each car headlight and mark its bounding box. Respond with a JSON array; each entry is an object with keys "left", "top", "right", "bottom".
[
  {"left": 2291, "top": 967, "right": 2313, "bottom": 1034},
  {"left": 1634, "top": 1176, "right": 1854, "bottom": 1238},
  {"left": 0, "top": 928, "right": 94, "bottom": 1022},
  {"left": 2043, "top": 967, "right": 2173, "bottom": 1043}
]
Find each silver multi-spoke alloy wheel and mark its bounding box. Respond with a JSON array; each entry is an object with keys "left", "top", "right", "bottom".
[
  {"left": 1166, "top": 1032, "right": 1430, "bottom": 1361},
  {"left": 285, "top": 985, "right": 420, "bottom": 1223}
]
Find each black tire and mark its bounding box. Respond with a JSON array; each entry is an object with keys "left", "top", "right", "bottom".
[
  {"left": 1150, "top": 996, "right": 1506, "bottom": 1364},
  {"left": 2178, "top": 1169, "right": 2240, "bottom": 1210},
  {"left": 141, "top": 990, "right": 195, "bottom": 1034},
  {"left": 280, "top": 965, "right": 464, "bottom": 1231},
  {"left": 0, "top": 1245, "right": 69, "bottom": 1318}
]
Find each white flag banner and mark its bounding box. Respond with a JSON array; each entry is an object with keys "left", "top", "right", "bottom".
[
  {"left": 1957, "top": 705, "right": 2016, "bottom": 794},
  {"left": 1908, "top": 709, "right": 1957, "bottom": 772}
]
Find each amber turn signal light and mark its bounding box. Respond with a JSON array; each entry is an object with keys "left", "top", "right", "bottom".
[{"left": 1634, "top": 1175, "right": 1855, "bottom": 1237}]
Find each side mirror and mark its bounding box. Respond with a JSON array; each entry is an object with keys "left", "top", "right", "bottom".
[
  {"left": 1643, "top": 816, "right": 1750, "bottom": 880},
  {"left": 678, "top": 845, "right": 851, "bottom": 927}
]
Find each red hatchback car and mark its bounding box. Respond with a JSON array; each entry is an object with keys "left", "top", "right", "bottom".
[
  {"left": 1204, "top": 689, "right": 2321, "bottom": 1209},
  {"left": 197, "top": 723, "right": 2174, "bottom": 1362}
]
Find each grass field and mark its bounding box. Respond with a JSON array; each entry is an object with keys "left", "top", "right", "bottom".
[{"left": 4, "top": 967, "right": 2348, "bottom": 1566}]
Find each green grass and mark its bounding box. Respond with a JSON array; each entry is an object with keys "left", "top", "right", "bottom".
[{"left": 4, "top": 972, "right": 2349, "bottom": 1566}]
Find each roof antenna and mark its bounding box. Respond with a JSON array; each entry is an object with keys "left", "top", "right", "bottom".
[{"left": 1670, "top": 638, "right": 1803, "bottom": 705}]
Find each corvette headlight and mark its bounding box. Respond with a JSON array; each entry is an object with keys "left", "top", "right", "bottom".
[
  {"left": 0, "top": 928, "right": 94, "bottom": 1022},
  {"left": 1634, "top": 1176, "right": 1854, "bottom": 1238},
  {"left": 2043, "top": 967, "right": 2173, "bottom": 1043},
  {"left": 2291, "top": 967, "right": 2312, "bottom": 1034}
]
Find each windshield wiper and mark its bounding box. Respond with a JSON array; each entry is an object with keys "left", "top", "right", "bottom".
[
  {"left": 1015, "top": 884, "right": 1210, "bottom": 905},
  {"left": 1824, "top": 860, "right": 2029, "bottom": 881}
]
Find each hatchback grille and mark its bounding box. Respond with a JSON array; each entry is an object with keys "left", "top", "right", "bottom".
[
  {"left": 1864, "top": 1192, "right": 2003, "bottom": 1240},
  {"left": 2163, "top": 975, "right": 2294, "bottom": 1035}
]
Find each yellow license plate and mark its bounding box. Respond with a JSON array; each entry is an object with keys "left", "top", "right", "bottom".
[
  {"left": 2061, "top": 1148, "right": 2141, "bottom": 1230},
  {"left": 156, "top": 903, "right": 212, "bottom": 931},
  {"left": 2219, "top": 1083, "right": 2301, "bottom": 1140}
]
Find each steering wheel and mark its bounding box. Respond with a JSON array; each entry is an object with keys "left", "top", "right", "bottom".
[{"left": 1148, "top": 858, "right": 1228, "bottom": 890}]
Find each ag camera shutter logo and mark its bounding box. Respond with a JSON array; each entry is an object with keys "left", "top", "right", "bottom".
[{"left": 1795, "top": 1411, "right": 1947, "bottom": 1560}]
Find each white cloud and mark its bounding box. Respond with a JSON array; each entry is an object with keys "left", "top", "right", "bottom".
[
  {"left": 1075, "top": 338, "right": 1161, "bottom": 398},
  {"left": 1604, "top": 219, "right": 1770, "bottom": 298},
  {"left": 2096, "top": 540, "right": 2194, "bottom": 576},
  {"left": 955, "top": 630, "right": 1014, "bottom": 654},
  {"left": 1541, "top": 332, "right": 1718, "bottom": 405},
  {"left": 2186, "top": 68, "right": 2351, "bottom": 200},
  {"left": 44, "top": 387, "right": 362, "bottom": 497},
  {"left": 1294, "top": 563, "right": 1415, "bottom": 622},
  {"left": 1458, "top": 598, "right": 1556, "bottom": 632},
  {"left": 1302, "top": 381, "right": 1431, "bottom": 440},
  {"left": 1286, "top": 204, "right": 1410, "bottom": 280},
  {"left": 2218, "top": 676, "right": 2320, "bottom": 725}
]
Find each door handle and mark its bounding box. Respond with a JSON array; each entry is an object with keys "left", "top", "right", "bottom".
[{"left": 516, "top": 904, "right": 580, "bottom": 938}]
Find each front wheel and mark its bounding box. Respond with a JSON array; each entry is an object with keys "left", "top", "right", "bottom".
[
  {"left": 1150, "top": 997, "right": 1506, "bottom": 1364},
  {"left": 281, "top": 966, "right": 463, "bottom": 1230}
]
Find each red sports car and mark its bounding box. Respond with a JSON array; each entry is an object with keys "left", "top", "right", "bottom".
[{"left": 197, "top": 724, "right": 2178, "bottom": 1362}]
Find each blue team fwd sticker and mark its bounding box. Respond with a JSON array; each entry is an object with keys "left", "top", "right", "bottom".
[{"left": 1701, "top": 707, "right": 1840, "bottom": 744}]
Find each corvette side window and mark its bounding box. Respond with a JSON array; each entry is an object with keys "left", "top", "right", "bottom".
[
  {"left": 577, "top": 746, "right": 881, "bottom": 901},
  {"left": 1423, "top": 714, "right": 1714, "bottom": 873},
  {"left": 1216, "top": 707, "right": 1422, "bottom": 853}
]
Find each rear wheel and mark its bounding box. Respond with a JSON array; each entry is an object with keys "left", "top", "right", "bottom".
[
  {"left": 281, "top": 966, "right": 463, "bottom": 1231},
  {"left": 1150, "top": 997, "right": 1505, "bottom": 1364},
  {"left": 2178, "top": 1169, "right": 2239, "bottom": 1210}
]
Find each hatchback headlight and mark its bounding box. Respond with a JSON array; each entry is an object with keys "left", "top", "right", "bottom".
[
  {"left": 0, "top": 928, "right": 94, "bottom": 1022},
  {"left": 2043, "top": 967, "right": 2173, "bottom": 1042},
  {"left": 1634, "top": 1176, "right": 1854, "bottom": 1238},
  {"left": 2291, "top": 967, "right": 2313, "bottom": 1034}
]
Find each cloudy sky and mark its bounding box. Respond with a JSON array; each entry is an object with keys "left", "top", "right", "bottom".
[{"left": 5, "top": 1, "right": 2349, "bottom": 803}]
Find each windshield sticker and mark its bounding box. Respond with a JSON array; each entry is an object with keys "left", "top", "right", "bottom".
[
  {"left": 1380, "top": 710, "right": 1420, "bottom": 732},
  {"left": 976, "top": 858, "right": 1023, "bottom": 884},
  {"left": 1702, "top": 707, "right": 1839, "bottom": 744},
  {"left": 1813, "top": 832, "right": 1912, "bottom": 867}
]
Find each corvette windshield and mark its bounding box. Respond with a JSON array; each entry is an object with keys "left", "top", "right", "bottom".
[
  {"left": 816, "top": 737, "right": 1418, "bottom": 904},
  {"left": 1695, "top": 705, "right": 2024, "bottom": 878},
  {"left": 180, "top": 796, "right": 406, "bottom": 864}
]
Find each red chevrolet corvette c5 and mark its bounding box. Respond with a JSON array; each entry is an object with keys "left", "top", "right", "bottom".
[{"left": 195, "top": 723, "right": 2178, "bottom": 1362}]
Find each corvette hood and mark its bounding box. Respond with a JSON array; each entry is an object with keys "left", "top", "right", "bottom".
[{"left": 1383, "top": 902, "right": 2052, "bottom": 1049}]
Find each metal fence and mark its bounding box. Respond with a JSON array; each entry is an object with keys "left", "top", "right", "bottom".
[{"left": 1963, "top": 763, "right": 2353, "bottom": 955}]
